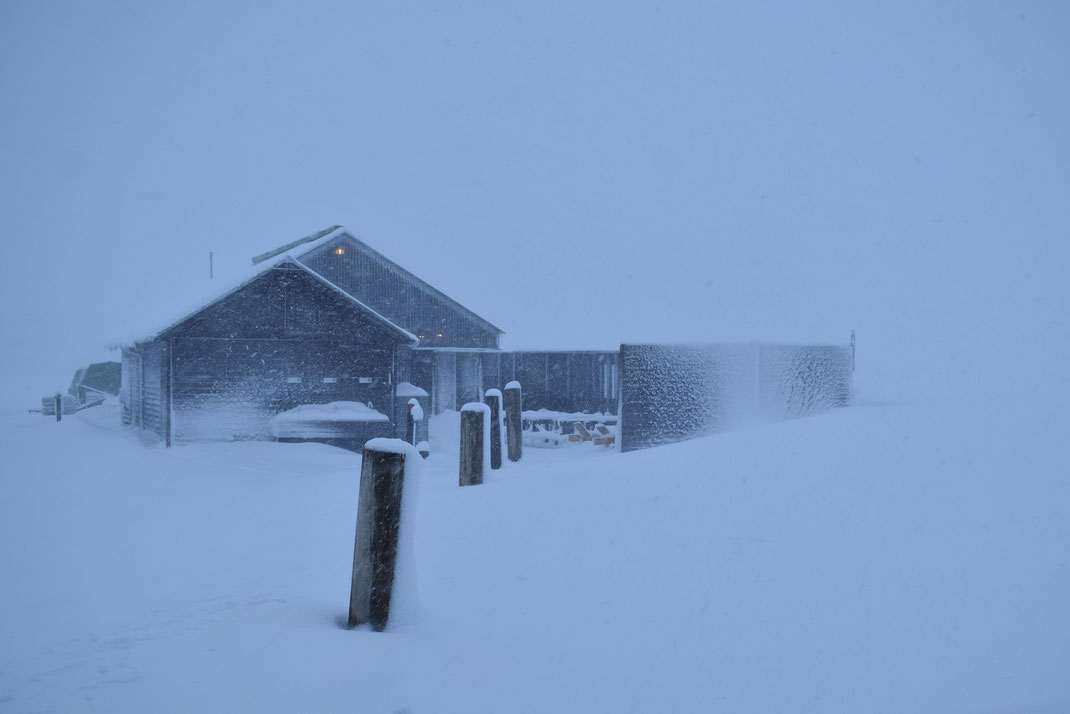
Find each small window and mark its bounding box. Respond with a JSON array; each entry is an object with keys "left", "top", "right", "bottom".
[
  {"left": 322, "top": 377, "right": 337, "bottom": 384},
  {"left": 286, "top": 377, "right": 302, "bottom": 383},
  {"left": 334, "top": 246, "right": 345, "bottom": 255}
]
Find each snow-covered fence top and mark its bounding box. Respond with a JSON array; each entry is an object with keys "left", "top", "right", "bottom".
[{"left": 619, "top": 342, "right": 853, "bottom": 452}]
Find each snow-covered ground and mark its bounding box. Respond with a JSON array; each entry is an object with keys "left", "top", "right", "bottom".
[
  {"left": 2, "top": 386, "right": 1067, "bottom": 713},
  {"left": 2, "top": 3, "right": 1068, "bottom": 711}
]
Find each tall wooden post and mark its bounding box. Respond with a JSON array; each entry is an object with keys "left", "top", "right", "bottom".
[
  {"left": 503, "top": 381, "right": 522, "bottom": 462},
  {"left": 55, "top": 393, "right": 62, "bottom": 422},
  {"left": 349, "top": 446, "right": 408, "bottom": 631},
  {"left": 483, "top": 389, "right": 503, "bottom": 470},
  {"left": 459, "top": 403, "right": 488, "bottom": 486}
]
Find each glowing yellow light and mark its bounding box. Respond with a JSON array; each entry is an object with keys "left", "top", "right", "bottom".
[
  {"left": 436, "top": 333, "right": 443, "bottom": 338},
  {"left": 334, "top": 246, "right": 345, "bottom": 255}
]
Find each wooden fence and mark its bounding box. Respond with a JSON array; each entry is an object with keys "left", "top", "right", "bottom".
[{"left": 619, "top": 343, "right": 853, "bottom": 452}]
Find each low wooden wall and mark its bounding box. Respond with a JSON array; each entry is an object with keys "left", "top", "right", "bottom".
[{"left": 619, "top": 343, "right": 853, "bottom": 452}]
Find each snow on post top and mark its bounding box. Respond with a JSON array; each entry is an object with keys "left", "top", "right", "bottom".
[
  {"left": 461, "top": 402, "right": 490, "bottom": 414},
  {"left": 484, "top": 388, "right": 503, "bottom": 398},
  {"left": 396, "top": 382, "right": 429, "bottom": 398},
  {"left": 363, "top": 438, "right": 423, "bottom": 459},
  {"left": 504, "top": 381, "right": 521, "bottom": 390},
  {"left": 407, "top": 398, "right": 424, "bottom": 422}
]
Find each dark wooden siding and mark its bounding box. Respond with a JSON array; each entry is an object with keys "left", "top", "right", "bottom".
[
  {"left": 120, "top": 342, "right": 168, "bottom": 439},
  {"left": 153, "top": 264, "right": 410, "bottom": 443},
  {"left": 140, "top": 341, "right": 165, "bottom": 437},
  {"left": 170, "top": 337, "right": 392, "bottom": 442},
  {"left": 120, "top": 348, "right": 139, "bottom": 426},
  {"left": 301, "top": 237, "right": 500, "bottom": 349},
  {"left": 168, "top": 263, "right": 404, "bottom": 344},
  {"left": 498, "top": 350, "right": 619, "bottom": 414}
]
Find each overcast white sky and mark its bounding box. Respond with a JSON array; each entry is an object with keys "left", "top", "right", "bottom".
[{"left": 2, "top": 1, "right": 1067, "bottom": 405}]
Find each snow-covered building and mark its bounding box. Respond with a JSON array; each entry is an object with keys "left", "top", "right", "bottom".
[{"left": 121, "top": 226, "right": 620, "bottom": 448}]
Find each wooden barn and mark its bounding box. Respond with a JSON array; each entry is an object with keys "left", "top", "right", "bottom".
[{"left": 121, "top": 226, "right": 618, "bottom": 448}]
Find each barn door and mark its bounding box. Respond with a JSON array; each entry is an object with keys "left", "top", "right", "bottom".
[
  {"left": 432, "top": 352, "right": 457, "bottom": 414},
  {"left": 457, "top": 353, "right": 481, "bottom": 406}
]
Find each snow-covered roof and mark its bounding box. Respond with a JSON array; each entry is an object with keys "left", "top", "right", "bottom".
[
  {"left": 118, "top": 253, "right": 417, "bottom": 346},
  {"left": 254, "top": 225, "right": 505, "bottom": 336},
  {"left": 396, "top": 382, "right": 429, "bottom": 398}
]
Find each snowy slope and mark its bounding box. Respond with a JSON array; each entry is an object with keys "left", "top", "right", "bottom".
[{"left": 1, "top": 393, "right": 1067, "bottom": 713}]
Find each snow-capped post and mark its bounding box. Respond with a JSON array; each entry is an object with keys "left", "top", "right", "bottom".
[
  {"left": 349, "top": 439, "right": 412, "bottom": 631},
  {"left": 54, "top": 393, "right": 62, "bottom": 422},
  {"left": 483, "top": 389, "right": 503, "bottom": 470},
  {"left": 406, "top": 398, "right": 423, "bottom": 445},
  {"left": 459, "top": 402, "right": 490, "bottom": 486},
  {"left": 503, "top": 381, "right": 523, "bottom": 462}
]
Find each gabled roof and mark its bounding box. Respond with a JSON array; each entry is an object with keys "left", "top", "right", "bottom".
[
  {"left": 123, "top": 256, "right": 418, "bottom": 346},
  {"left": 254, "top": 226, "right": 505, "bottom": 336}
]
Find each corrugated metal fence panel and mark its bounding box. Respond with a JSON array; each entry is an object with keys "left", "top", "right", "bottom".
[{"left": 619, "top": 343, "right": 852, "bottom": 452}]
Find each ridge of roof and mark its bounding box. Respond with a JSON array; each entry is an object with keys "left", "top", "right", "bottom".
[{"left": 250, "top": 225, "right": 345, "bottom": 265}]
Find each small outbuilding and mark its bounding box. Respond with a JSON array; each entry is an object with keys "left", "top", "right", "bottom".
[
  {"left": 121, "top": 253, "right": 418, "bottom": 445},
  {"left": 68, "top": 361, "right": 121, "bottom": 404},
  {"left": 121, "top": 225, "right": 618, "bottom": 449}
]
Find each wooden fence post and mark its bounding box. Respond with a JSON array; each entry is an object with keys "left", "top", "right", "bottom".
[
  {"left": 459, "top": 402, "right": 489, "bottom": 486},
  {"left": 349, "top": 444, "right": 408, "bottom": 631},
  {"left": 503, "top": 381, "right": 522, "bottom": 462},
  {"left": 55, "top": 393, "right": 62, "bottom": 422},
  {"left": 483, "top": 389, "right": 503, "bottom": 470}
]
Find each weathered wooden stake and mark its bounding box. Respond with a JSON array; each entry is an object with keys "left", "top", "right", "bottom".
[
  {"left": 55, "top": 393, "right": 62, "bottom": 422},
  {"left": 349, "top": 446, "right": 407, "bottom": 631},
  {"left": 483, "top": 389, "right": 502, "bottom": 470},
  {"left": 503, "top": 381, "right": 523, "bottom": 462},
  {"left": 459, "top": 403, "right": 487, "bottom": 486}
]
